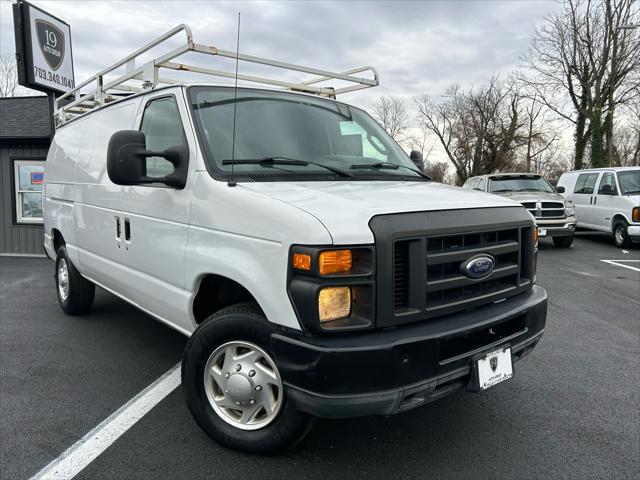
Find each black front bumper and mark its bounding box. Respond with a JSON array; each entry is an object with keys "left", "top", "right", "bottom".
[{"left": 271, "top": 285, "right": 547, "bottom": 418}]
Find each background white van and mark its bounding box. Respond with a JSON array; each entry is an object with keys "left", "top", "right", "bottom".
[{"left": 556, "top": 167, "right": 640, "bottom": 247}]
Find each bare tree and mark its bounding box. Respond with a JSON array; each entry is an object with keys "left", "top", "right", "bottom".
[
  {"left": 423, "top": 161, "right": 449, "bottom": 183},
  {"left": 626, "top": 92, "right": 640, "bottom": 165},
  {"left": 611, "top": 123, "right": 640, "bottom": 166},
  {"left": 521, "top": 0, "right": 640, "bottom": 169},
  {"left": 415, "top": 77, "right": 529, "bottom": 184},
  {"left": 371, "top": 96, "right": 410, "bottom": 142},
  {"left": 521, "top": 96, "right": 560, "bottom": 172},
  {"left": 405, "top": 124, "right": 435, "bottom": 163},
  {"left": 531, "top": 143, "right": 572, "bottom": 183},
  {"left": 0, "top": 54, "right": 19, "bottom": 97}
]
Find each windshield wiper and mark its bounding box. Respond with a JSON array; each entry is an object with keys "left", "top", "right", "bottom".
[
  {"left": 222, "top": 157, "right": 354, "bottom": 178},
  {"left": 350, "top": 162, "right": 431, "bottom": 180},
  {"left": 622, "top": 189, "right": 640, "bottom": 195}
]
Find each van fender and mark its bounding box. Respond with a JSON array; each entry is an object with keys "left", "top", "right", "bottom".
[
  {"left": 184, "top": 226, "right": 301, "bottom": 331},
  {"left": 611, "top": 212, "right": 633, "bottom": 230}
]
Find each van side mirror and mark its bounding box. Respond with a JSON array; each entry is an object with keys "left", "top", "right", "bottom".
[
  {"left": 409, "top": 150, "right": 423, "bottom": 170},
  {"left": 556, "top": 185, "right": 565, "bottom": 193},
  {"left": 106, "top": 130, "right": 188, "bottom": 189}
]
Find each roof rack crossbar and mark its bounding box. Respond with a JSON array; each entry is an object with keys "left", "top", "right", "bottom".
[
  {"left": 160, "top": 61, "right": 336, "bottom": 96},
  {"left": 54, "top": 24, "right": 378, "bottom": 125}
]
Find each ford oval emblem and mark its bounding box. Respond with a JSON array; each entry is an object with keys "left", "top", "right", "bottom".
[{"left": 460, "top": 254, "right": 495, "bottom": 279}]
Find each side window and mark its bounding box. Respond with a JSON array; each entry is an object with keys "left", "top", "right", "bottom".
[
  {"left": 597, "top": 172, "right": 617, "bottom": 194},
  {"left": 574, "top": 173, "right": 599, "bottom": 194},
  {"left": 476, "top": 178, "right": 485, "bottom": 191},
  {"left": 140, "top": 96, "right": 186, "bottom": 178},
  {"left": 14, "top": 160, "right": 45, "bottom": 224}
]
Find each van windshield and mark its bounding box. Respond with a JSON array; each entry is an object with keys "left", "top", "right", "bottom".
[
  {"left": 489, "top": 175, "right": 555, "bottom": 193},
  {"left": 617, "top": 170, "right": 640, "bottom": 195},
  {"left": 188, "top": 87, "right": 424, "bottom": 181}
]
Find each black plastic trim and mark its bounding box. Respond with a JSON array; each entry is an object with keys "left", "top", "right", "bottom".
[
  {"left": 369, "top": 207, "right": 535, "bottom": 328},
  {"left": 275, "top": 285, "right": 547, "bottom": 418},
  {"left": 286, "top": 244, "right": 376, "bottom": 334}
]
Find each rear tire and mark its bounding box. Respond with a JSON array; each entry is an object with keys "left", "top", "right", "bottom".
[
  {"left": 612, "top": 220, "right": 632, "bottom": 248},
  {"left": 552, "top": 235, "right": 574, "bottom": 248},
  {"left": 55, "top": 245, "right": 95, "bottom": 315},
  {"left": 182, "top": 303, "right": 315, "bottom": 454}
]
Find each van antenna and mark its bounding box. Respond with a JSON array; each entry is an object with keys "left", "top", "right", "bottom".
[{"left": 228, "top": 12, "right": 241, "bottom": 187}]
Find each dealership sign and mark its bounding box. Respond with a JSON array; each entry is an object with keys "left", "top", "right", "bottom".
[{"left": 13, "top": 0, "right": 75, "bottom": 94}]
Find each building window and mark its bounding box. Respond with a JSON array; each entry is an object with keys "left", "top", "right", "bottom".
[{"left": 14, "top": 160, "right": 45, "bottom": 224}]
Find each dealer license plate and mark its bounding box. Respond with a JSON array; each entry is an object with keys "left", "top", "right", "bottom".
[
  {"left": 476, "top": 346, "right": 513, "bottom": 391},
  {"left": 538, "top": 226, "right": 547, "bottom": 237}
]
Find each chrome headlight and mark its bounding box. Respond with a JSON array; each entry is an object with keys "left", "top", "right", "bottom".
[{"left": 565, "top": 202, "right": 575, "bottom": 216}]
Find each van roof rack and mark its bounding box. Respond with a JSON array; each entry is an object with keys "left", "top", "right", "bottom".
[{"left": 54, "top": 24, "right": 379, "bottom": 125}]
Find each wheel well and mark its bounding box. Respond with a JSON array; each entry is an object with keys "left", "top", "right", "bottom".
[
  {"left": 612, "top": 214, "right": 628, "bottom": 229},
  {"left": 52, "top": 229, "right": 65, "bottom": 252},
  {"left": 193, "top": 274, "right": 257, "bottom": 324}
]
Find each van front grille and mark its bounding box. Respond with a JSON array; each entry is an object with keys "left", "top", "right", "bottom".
[
  {"left": 425, "top": 228, "right": 521, "bottom": 313},
  {"left": 392, "top": 226, "right": 533, "bottom": 321},
  {"left": 369, "top": 207, "right": 535, "bottom": 328}
]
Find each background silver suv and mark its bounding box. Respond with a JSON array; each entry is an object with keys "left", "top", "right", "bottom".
[{"left": 464, "top": 173, "right": 577, "bottom": 247}]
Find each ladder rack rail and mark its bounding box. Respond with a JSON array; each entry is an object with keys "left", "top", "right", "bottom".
[{"left": 54, "top": 24, "right": 378, "bottom": 125}]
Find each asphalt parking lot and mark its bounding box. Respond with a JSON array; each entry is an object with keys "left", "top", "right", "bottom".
[{"left": 1, "top": 232, "right": 639, "bottom": 480}]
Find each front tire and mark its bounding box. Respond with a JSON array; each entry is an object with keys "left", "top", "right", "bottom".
[
  {"left": 613, "top": 220, "right": 632, "bottom": 248},
  {"left": 182, "top": 303, "right": 315, "bottom": 454},
  {"left": 55, "top": 245, "right": 95, "bottom": 315},
  {"left": 552, "top": 235, "right": 574, "bottom": 248}
]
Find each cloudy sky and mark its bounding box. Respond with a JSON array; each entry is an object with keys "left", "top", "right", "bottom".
[
  {"left": 0, "top": 0, "right": 563, "bottom": 100},
  {"left": 0, "top": 0, "right": 565, "bottom": 160}
]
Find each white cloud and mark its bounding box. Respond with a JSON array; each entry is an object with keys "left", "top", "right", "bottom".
[{"left": 0, "top": 0, "right": 564, "bottom": 164}]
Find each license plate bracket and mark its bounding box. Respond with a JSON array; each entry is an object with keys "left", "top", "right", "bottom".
[{"left": 468, "top": 345, "right": 513, "bottom": 392}]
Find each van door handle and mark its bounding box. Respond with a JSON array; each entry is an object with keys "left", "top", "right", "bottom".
[
  {"left": 115, "top": 217, "right": 121, "bottom": 240},
  {"left": 593, "top": 196, "right": 597, "bottom": 205},
  {"left": 124, "top": 219, "right": 131, "bottom": 242}
]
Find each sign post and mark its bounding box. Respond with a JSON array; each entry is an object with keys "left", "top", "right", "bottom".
[{"left": 13, "top": 0, "right": 75, "bottom": 134}]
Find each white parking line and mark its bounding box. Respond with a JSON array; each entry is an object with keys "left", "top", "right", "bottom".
[
  {"left": 601, "top": 259, "right": 640, "bottom": 273},
  {"left": 31, "top": 364, "right": 181, "bottom": 480}
]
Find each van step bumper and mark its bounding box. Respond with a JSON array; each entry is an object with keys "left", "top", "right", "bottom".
[{"left": 271, "top": 286, "right": 547, "bottom": 418}]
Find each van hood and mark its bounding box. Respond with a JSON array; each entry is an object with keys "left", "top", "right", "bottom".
[
  {"left": 493, "top": 191, "right": 566, "bottom": 204},
  {"left": 241, "top": 181, "right": 523, "bottom": 244}
]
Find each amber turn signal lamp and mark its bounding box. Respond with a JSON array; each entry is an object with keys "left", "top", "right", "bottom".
[
  {"left": 319, "top": 250, "right": 353, "bottom": 275},
  {"left": 292, "top": 253, "right": 311, "bottom": 271},
  {"left": 633, "top": 207, "right": 639, "bottom": 223},
  {"left": 533, "top": 227, "right": 539, "bottom": 242}
]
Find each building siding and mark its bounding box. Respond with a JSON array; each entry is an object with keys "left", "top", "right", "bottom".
[{"left": 0, "top": 145, "right": 49, "bottom": 256}]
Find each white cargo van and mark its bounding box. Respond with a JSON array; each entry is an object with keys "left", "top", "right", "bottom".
[
  {"left": 557, "top": 167, "right": 640, "bottom": 247},
  {"left": 43, "top": 25, "right": 547, "bottom": 453}
]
